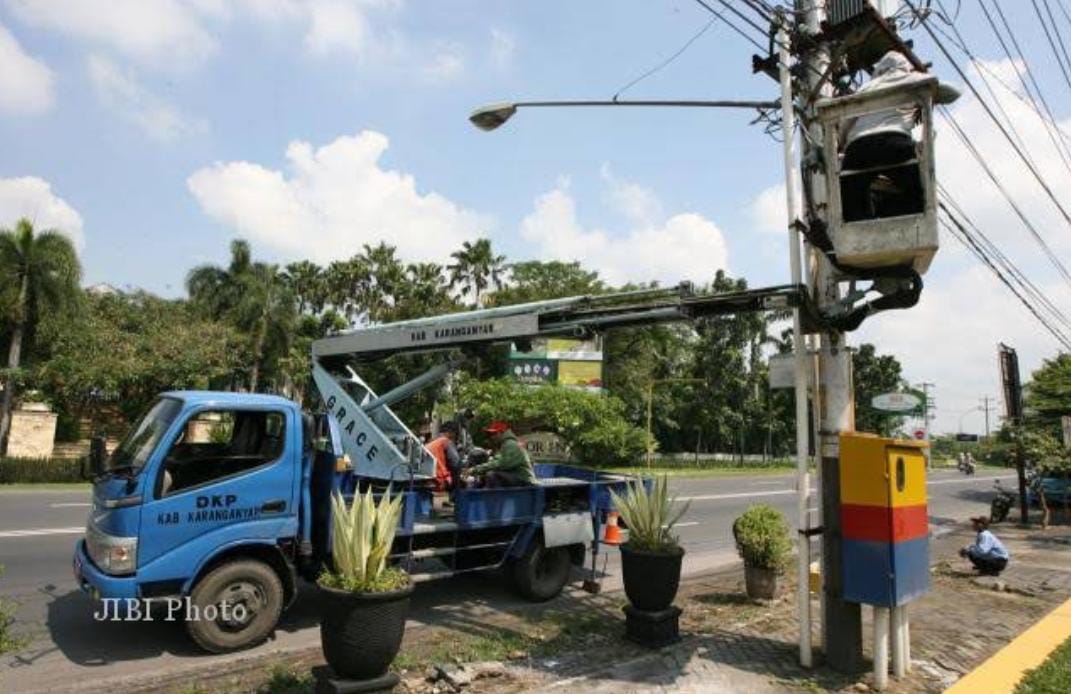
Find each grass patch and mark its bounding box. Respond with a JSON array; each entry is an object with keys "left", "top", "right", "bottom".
[
  {"left": 0, "top": 566, "right": 27, "bottom": 656},
  {"left": 1015, "top": 634, "right": 1071, "bottom": 693},
  {"left": 393, "top": 608, "right": 621, "bottom": 673},
  {"left": 259, "top": 664, "right": 314, "bottom": 694}
]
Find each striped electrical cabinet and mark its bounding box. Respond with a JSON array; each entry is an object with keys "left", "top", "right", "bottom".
[{"left": 840, "top": 432, "right": 930, "bottom": 607}]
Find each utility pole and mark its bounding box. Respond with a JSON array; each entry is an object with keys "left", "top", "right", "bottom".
[
  {"left": 980, "top": 396, "right": 992, "bottom": 439},
  {"left": 792, "top": 0, "right": 864, "bottom": 672},
  {"left": 776, "top": 10, "right": 813, "bottom": 668}
]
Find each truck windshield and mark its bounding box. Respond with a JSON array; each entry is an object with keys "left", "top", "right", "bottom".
[{"left": 107, "top": 397, "right": 183, "bottom": 473}]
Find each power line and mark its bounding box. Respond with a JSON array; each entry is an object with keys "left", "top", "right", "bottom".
[
  {"left": 1034, "top": 0, "right": 1071, "bottom": 97},
  {"left": 975, "top": 0, "right": 1071, "bottom": 176},
  {"left": 938, "top": 209, "right": 1071, "bottom": 350},
  {"left": 925, "top": 15, "right": 1039, "bottom": 171},
  {"left": 938, "top": 184, "right": 1071, "bottom": 332},
  {"left": 691, "top": 0, "right": 766, "bottom": 50},
  {"left": 613, "top": 16, "right": 719, "bottom": 100},
  {"left": 907, "top": 1, "right": 1071, "bottom": 243},
  {"left": 939, "top": 106, "right": 1071, "bottom": 291}
]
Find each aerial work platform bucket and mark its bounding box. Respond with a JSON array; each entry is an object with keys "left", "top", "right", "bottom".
[{"left": 817, "top": 75, "right": 940, "bottom": 275}]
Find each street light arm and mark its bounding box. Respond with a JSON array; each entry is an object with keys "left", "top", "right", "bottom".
[{"left": 469, "top": 98, "right": 780, "bottom": 131}]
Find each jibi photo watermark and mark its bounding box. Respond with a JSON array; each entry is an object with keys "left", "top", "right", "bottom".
[{"left": 93, "top": 597, "right": 247, "bottom": 623}]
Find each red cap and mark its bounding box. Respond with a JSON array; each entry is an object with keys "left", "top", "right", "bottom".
[{"left": 483, "top": 420, "right": 510, "bottom": 435}]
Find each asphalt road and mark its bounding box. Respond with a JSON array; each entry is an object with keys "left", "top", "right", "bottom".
[{"left": 0, "top": 470, "right": 1009, "bottom": 693}]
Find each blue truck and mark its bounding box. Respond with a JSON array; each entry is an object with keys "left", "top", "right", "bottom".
[{"left": 73, "top": 284, "right": 801, "bottom": 652}]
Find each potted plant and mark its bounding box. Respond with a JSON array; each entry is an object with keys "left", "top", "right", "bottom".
[
  {"left": 610, "top": 476, "right": 691, "bottom": 611},
  {"left": 318, "top": 487, "right": 411, "bottom": 683},
  {"left": 733, "top": 504, "right": 791, "bottom": 600}
]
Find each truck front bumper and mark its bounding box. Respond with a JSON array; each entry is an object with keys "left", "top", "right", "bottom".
[{"left": 74, "top": 539, "right": 138, "bottom": 600}]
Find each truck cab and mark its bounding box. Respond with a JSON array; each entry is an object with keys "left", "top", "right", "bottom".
[{"left": 75, "top": 391, "right": 308, "bottom": 652}]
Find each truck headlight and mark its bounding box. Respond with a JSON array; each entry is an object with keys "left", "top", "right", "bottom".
[{"left": 86, "top": 523, "right": 137, "bottom": 575}]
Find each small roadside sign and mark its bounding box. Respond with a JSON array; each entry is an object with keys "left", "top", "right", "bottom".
[
  {"left": 914, "top": 429, "right": 926, "bottom": 440},
  {"left": 871, "top": 392, "right": 922, "bottom": 413}
]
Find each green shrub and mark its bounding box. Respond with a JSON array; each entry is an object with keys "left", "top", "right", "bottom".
[
  {"left": 0, "top": 457, "right": 84, "bottom": 484},
  {"left": 450, "top": 377, "right": 647, "bottom": 467},
  {"left": 609, "top": 476, "right": 691, "bottom": 552},
  {"left": 0, "top": 566, "right": 25, "bottom": 655},
  {"left": 733, "top": 504, "right": 791, "bottom": 571}
]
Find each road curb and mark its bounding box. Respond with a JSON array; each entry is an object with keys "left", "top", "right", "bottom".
[{"left": 944, "top": 596, "right": 1071, "bottom": 694}]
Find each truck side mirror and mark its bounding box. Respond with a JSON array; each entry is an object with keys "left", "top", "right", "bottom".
[{"left": 87, "top": 435, "right": 107, "bottom": 478}]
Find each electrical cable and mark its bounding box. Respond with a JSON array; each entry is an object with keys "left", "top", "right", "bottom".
[
  {"left": 906, "top": 1, "right": 1071, "bottom": 244},
  {"left": 613, "top": 16, "right": 719, "bottom": 100},
  {"left": 924, "top": 16, "right": 1039, "bottom": 171},
  {"left": 939, "top": 185, "right": 1071, "bottom": 332},
  {"left": 938, "top": 209, "right": 1071, "bottom": 350},
  {"left": 989, "top": 0, "right": 1071, "bottom": 152},
  {"left": 691, "top": 0, "right": 766, "bottom": 50},
  {"left": 976, "top": 0, "right": 1071, "bottom": 176},
  {"left": 939, "top": 106, "right": 1071, "bottom": 290},
  {"left": 1036, "top": 0, "right": 1071, "bottom": 96}
]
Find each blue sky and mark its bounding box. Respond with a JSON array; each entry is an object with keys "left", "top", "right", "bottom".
[{"left": 1, "top": 1, "right": 1069, "bottom": 434}]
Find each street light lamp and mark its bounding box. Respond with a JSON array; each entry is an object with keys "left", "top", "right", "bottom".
[{"left": 469, "top": 99, "right": 780, "bottom": 131}]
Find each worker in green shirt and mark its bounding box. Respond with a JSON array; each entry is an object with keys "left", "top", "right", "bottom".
[{"left": 470, "top": 420, "right": 537, "bottom": 488}]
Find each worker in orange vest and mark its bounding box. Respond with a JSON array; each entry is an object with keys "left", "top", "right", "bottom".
[{"left": 427, "top": 421, "right": 461, "bottom": 492}]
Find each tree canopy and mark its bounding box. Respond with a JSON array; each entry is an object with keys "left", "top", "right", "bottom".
[{"left": 10, "top": 235, "right": 927, "bottom": 467}]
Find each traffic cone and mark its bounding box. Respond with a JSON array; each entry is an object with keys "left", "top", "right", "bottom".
[{"left": 603, "top": 511, "right": 624, "bottom": 545}]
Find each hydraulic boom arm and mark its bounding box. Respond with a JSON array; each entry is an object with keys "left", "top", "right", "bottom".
[{"left": 311, "top": 282, "right": 810, "bottom": 481}]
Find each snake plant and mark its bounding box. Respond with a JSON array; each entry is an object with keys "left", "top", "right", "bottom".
[
  {"left": 609, "top": 475, "right": 691, "bottom": 552},
  {"left": 321, "top": 487, "right": 407, "bottom": 592}
]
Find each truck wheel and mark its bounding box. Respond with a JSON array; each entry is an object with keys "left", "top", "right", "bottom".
[
  {"left": 185, "top": 559, "right": 284, "bottom": 653},
  {"left": 510, "top": 538, "right": 572, "bottom": 602}
]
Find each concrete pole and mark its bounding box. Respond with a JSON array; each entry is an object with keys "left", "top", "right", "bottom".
[
  {"left": 891, "top": 606, "right": 906, "bottom": 678},
  {"left": 903, "top": 606, "right": 912, "bottom": 672},
  {"left": 874, "top": 607, "right": 890, "bottom": 690},
  {"left": 777, "top": 13, "right": 812, "bottom": 669},
  {"left": 794, "top": 0, "right": 864, "bottom": 671}
]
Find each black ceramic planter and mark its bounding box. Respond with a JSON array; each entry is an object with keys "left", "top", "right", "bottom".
[
  {"left": 619, "top": 543, "right": 685, "bottom": 611},
  {"left": 319, "top": 581, "right": 413, "bottom": 682}
]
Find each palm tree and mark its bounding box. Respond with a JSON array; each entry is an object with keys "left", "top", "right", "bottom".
[
  {"left": 0, "top": 218, "right": 81, "bottom": 453},
  {"left": 234, "top": 263, "right": 296, "bottom": 392},
  {"left": 186, "top": 239, "right": 252, "bottom": 317},
  {"left": 447, "top": 238, "right": 506, "bottom": 308},
  {"left": 283, "top": 260, "right": 326, "bottom": 314},
  {"left": 186, "top": 239, "right": 296, "bottom": 392}
]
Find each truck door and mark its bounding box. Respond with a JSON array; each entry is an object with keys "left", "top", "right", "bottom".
[{"left": 138, "top": 406, "right": 297, "bottom": 573}]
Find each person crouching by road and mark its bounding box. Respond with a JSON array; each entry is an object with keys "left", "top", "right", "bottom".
[
  {"left": 427, "top": 421, "right": 462, "bottom": 492},
  {"left": 959, "top": 516, "right": 1010, "bottom": 576},
  {"left": 469, "top": 421, "right": 536, "bottom": 488}
]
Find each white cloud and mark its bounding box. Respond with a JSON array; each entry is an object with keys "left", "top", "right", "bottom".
[
  {"left": 187, "top": 130, "right": 488, "bottom": 263},
  {"left": 423, "top": 41, "right": 465, "bottom": 79},
  {"left": 520, "top": 178, "right": 728, "bottom": 286},
  {"left": 749, "top": 182, "right": 788, "bottom": 235},
  {"left": 937, "top": 58, "right": 1071, "bottom": 260},
  {"left": 0, "top": 22, "right": 54, "bottom": 116},
  {"left": 0, "top": 177, "right": 84, "bottom": 249},
  {"left": 857, "top": 263, "right": 1059, "bottom": 433},
  {"left": 489, "top": 28, "right": 515, "bottom": 69},
  {"left": 5, "top": 0, "right": 217, "bottom": 70},
  {"left": 87, "top": 55, "right": 203, "bottom": 141},
  {"left": 304, "top": 0, "right": 371, "bottom": 57},
  {"left": 601, "top": 164, "right": 661, "bottom": 226}
]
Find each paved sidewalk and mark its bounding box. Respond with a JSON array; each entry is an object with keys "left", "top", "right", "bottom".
[{"left": 460, "top": 521, "right": 1071, "bottom": 693}]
